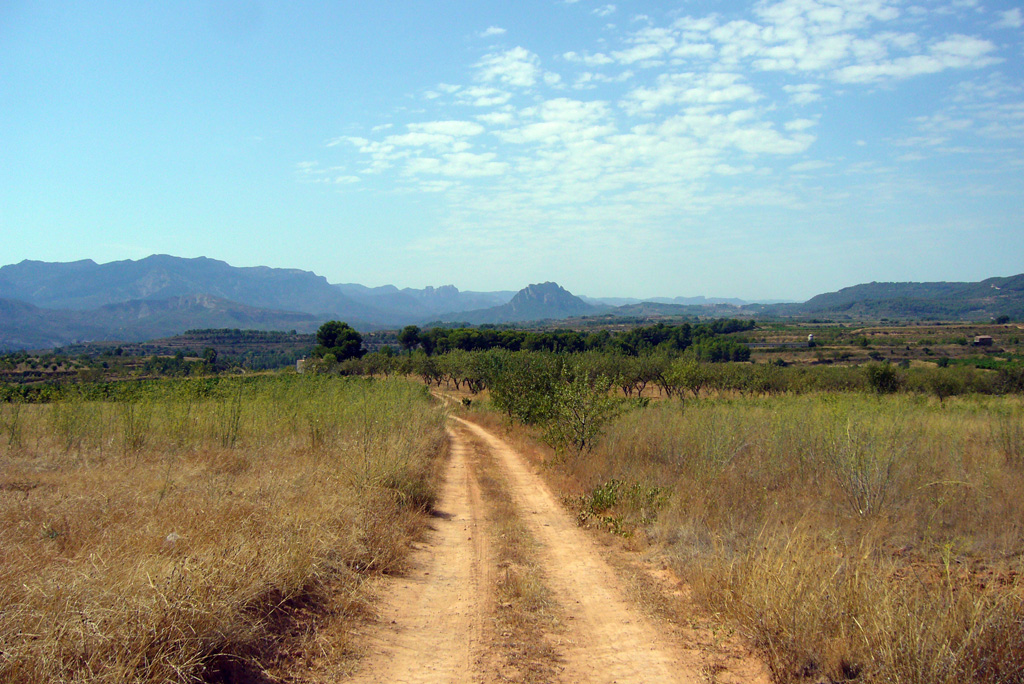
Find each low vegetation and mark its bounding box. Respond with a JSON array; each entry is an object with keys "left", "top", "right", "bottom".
[
  {"left": 537, "top": 394, "right": 1024, "bottom": 683},
  {"left": 0, "top": 374, "right": 446, "bottom": 683},
  {"left": 4, "top": 315, "right": 1023, "bottom": 683},
  {"left": 419, "top": 323, "right": 1023, "bottom": 682}
]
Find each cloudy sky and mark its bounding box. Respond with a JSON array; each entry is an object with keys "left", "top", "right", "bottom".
[{"left": 1, "top": 1, "right": 1021, "bottom": 301}]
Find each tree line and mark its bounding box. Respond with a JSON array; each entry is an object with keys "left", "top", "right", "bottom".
[{"left": 386, "top": 319, "right": 755, "bottom": 358}]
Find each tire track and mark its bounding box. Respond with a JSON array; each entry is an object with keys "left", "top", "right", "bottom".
[
  {"left": 453, "top": 416, "right": 703, "bottom": 684},
  {"left": 343, "top": 426, "right": 490, "bottom": 684}
]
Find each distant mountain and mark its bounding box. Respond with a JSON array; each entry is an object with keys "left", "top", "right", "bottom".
[
  {"left": 0, "top": 298, "right": 112, "bottom": 350},
  {"left": 599, "top": 302, "right": 747, "bottom": 319},
  {"left": 581, "top": 295, "right": 751, "bottom": 307},
  {"left": 335, "top": 283, "right": 432, "bottom": 320},
  {"left": 402, "top": 285, "right": 516, "bottom": 314},
  {"left": 3, "top": 254, "right": 1020, "bottom": 351},
  {"left": 0, "top": 294, "right": 320, "bottom": 350},
  {"left": 446, "top": 282, "right": 600, "bottom": 325},
  {"left": 0, "top": 255, "right": 379, "bottom": 323},
  {"left": 797, "top": 274, "right": 1024, "bottom": 320},
  {"left": 335, "top": 283, "right": 515, "bottom": 319}
]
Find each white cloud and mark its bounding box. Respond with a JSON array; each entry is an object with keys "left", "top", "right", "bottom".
[
  {"left": 833, "top": 34, "right": 999, "bottom": 83},
  {"left": 785, "top": 118, "right": 818, "bottom": 131},
  {"left": 295, "top": 161, "right": 362, "bottom": 185},
  {"left": 544, "top": 72, "right": 563, "bottom": 87},
  {"left": 383, "top": 120, "right": 485, "bottom": 149},
  {"left": 498, "top": 98, "right": 614, "bottom": 146},
  {"left": 651, "top": 0, "right": 999, "bottom": 87},
  {"left": 593, "top": 5, "right": 616, "bottom": 18},
  {"left": 476, "top": 46, "right": 542, "bottom": 88},
  {"left": 623, "top": 72, "right": 761, "bottom": 114},
  {"left": 784, "top": 83, "right": 822, "bottom": 104},
  {"left": 952, "top": 73, "right": 1022, "bottom": 102},
  {"left": 994, "top": 8, "right": 1023, "bottom": 29},
  {"left": 476, "top": 111, "right": 516, "bottom": 126},
  {"left": 406, "top": 152, "right": 507, "bottom": 178},
  {"left": 612, "top": 27, "right": 676, "bottom": 65},
  {"left": 324, "top": 0, "right": 1017, "bottom": 257},
  {"left": 480, "top": 26, "right": 507, "bottom": 37},
  {"left": 563, "top": 51, "right": 615, "bottom": 66},
  {"left": 657, "top": 108, "right": 815, "bottom": 155},
  {"left": 456, "top": 86, "right": 512, "bottom": 107},
  {"left": 671, "top": 42, "right": 716, "bottom": 60}
]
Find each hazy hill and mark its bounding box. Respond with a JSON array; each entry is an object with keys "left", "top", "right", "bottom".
[
  {"left": 799, "top": 274, "right": 1024, "bottom": 320},
  {"left": 57, "top": 329, "right": 317, "bottom": 367},
  {"left": 0, "top": 295, "right": 320, "bottom": 350},
  {"left": 402, "top": 285, "right": 516, "bottom": 314},
  {"left": 0, "top": 298, "right": 111, "bottom": 350},
  {"left": 446, "top": 282, "right": 600, "bottom": 325},
  {"left": 336, "top": 283, "right": 516, "bottom": 317},
  {"left": 334, "top": 283, "right": 431, "bottom": 320},
  {"left": 0, "top": 255, "right": 378, "bottom": 322},
  {"left": 581, "top": 295, "right": 752, "bottom": 307},
  {"left": 3, "top": 254, "right": 1022, "bottom": 351}
]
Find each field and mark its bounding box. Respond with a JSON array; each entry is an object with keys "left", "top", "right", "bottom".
[
  {"left": 0, "top": 375, "right": 446, "bottom": 683},
  {"left": 460, "top": 387, "right": 1024, "bottom": 684},
  {"left": 416, "top": 333, "right": 1024, "bottom": 683},
  {"left": 3, "top": 319, "right": 1024, "bottom": 683}
]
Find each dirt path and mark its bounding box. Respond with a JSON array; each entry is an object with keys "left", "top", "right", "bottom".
[
  {"left": 453, "top": 416, "right": 702, "bottom": 684},
  {"left": 343, "top": 412, "right": 746, "bottom": 683},
  {"left": 343, "top": 425, "right": 490, "bottom": 683}
]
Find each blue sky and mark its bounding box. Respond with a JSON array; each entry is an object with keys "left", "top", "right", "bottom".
[{"left": 1, "top": 0, "right": 1021, "bottom": 301}]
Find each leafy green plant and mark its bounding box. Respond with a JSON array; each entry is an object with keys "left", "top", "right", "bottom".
[
  {"left": 865, "top": 362, "right": 901, "bottom": 395},
  {"left": 542, "top": 368, "right": 621, "bottom": 457}
]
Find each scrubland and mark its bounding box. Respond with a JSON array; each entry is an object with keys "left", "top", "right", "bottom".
[
  {"left": 555, "top": 393, "right": 1024, "bottom": 683},
  {"left": 0, "top": 375, "right": 445, "bottom": 683}
]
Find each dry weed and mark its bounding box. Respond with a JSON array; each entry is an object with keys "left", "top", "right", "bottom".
[
  {"left": 540, "top": 393, "right": 1024, "bottom": 684},
  {"left": 0, "top": 376, "right": 445, "bottom": 683}
]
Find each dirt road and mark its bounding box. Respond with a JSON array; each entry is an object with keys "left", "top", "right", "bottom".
[
  {"left": 343, "top": 413, "right": 757, "bottom": 684},
  {"left": 343, "top": 423, "right": 490, "bottom": 684}
]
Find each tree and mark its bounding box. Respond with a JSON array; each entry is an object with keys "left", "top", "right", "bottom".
[
  {"left": 398, "top": 325, "right": 421, "bottom": 354},
  {"left": 865, "top": 362, "right": 900, "bottom": 395},
  {"left": 667, "top": 357, "right": 710, "bottom": 399},
  {"left": 314, "top": 321, "right": 365, "bottom": 361},
  {"left": 543, "top": 365, "right": 622, "bottom": 458},
  {"left": 485, "top": 350, "right": 560, "bottom": 425}
]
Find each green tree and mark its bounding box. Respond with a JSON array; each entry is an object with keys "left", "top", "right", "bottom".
[
  {"left": 543, "top": 366, "right": 621, "bottom": 458},
  {"left": 484, "top": 350, "right": 560, "bottom": 425},
  {"left": 314, "top": 321, "right": 365, "bottom": 361},
  {"left": 667, "top": 357, "right": 710, "bottom": 399},
  {"left": 865, "top": 362, "right": 900, "bottom": 395},
  {"left": 398, "top": 325, "right": 421, "bottom": 354}
]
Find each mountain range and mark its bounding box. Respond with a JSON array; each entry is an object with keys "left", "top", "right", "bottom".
[{"left": 0, "top": 255, "right": 1021, "bottom": 350}]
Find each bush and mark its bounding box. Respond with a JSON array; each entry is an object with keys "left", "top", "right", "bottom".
[{"left": 865, "top": 362, "right": 901, "bottom": 395}]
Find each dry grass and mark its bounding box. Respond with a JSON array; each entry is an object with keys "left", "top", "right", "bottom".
[
  {"left": 547, "top": 393, "right": 1024, "bottom": 684},
  {"left": 0, "top": 375, "right": 446, "bottom": 683}
]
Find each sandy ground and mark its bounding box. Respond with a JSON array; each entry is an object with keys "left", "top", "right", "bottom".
[
  {"left": 335, "top": 410, "right": 767, "bottom": 684},
  {"left": 342, "top": 425, "right": 490, "bottom": 684}
]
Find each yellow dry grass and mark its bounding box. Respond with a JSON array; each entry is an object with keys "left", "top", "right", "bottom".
[
  {"left": 552, "top": 393, "right": 1024, "bottom": 684},
  {"left": 0, "top": 375, "right": 446, "bottom": 683}
]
